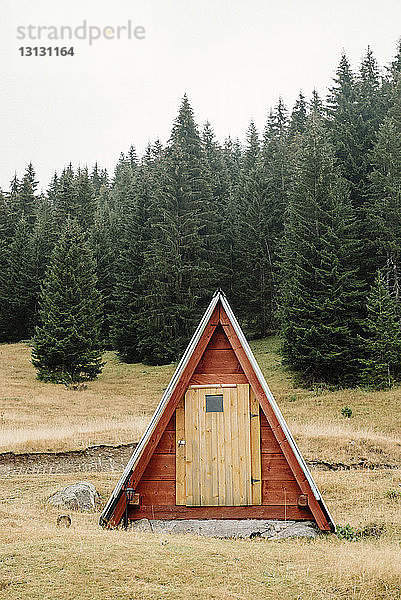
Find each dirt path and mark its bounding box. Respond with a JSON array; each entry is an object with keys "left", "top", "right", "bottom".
[
  {"left": 0, "top": 444, "right": 399, "bottom": 476},
  {"left": 0, "top": 443, "right": 137, "bottom": 476}
]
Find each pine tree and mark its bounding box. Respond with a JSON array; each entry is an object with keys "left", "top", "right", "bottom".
[
  {"left": 31, "top": 196, "right": 58, "bottom": 319},
  {"left": 0, "top": 218, "right": 36, "bottom": 341},
  {"left": 8, "top": 174, "right": 20, "bottom": 222},
  {"left": 74, "top": 166, "right": 96, "bottom": 229},
  {"left": 288, "top": 92, "right": 308, "bottom": 139},
  {"left": 18, "top": 163, "right": 38, "bottom": 225},
  {"left": 111, "top": 154, "right": 153, "bottom": 362},
  {"left": 136, "top": 96, "right": 216, "bottom": 364},
  {"left": 234, "top": 104, "right": 290, "bottom": 337},
  {"left": 32, "top": 218, "right": 103, "bottom": 384},
  {"left": 327, "top": 55, "right": 362, "bottom": 202},
  {"left": 54, "top": 165, "right": 78, "bottom": 225},
  {"left": 367, "top": 101, "right": 401, "bottom": 300},
  {"left": 231, "top": 121, "right": 261, "bottom": 328},
  {"left": 0, "top": 191, "right": 13, "bottom": 319},
  {"left": 362, "top": 270, "right": 401, "bottom": 388},
  {"left": 91, "top": 163, "right": 109, "bottom": 195},
  {"left": 47, "top": 172, "right": 59, "bottom": 205},
  {"left": 90, "top": 186, "right": 118, "bottom": 346},
  {"left": 280, "top": 110, "right": 365, "bottom": 385},
  {"left": 201, "top": 122, "right": 230, "bottom": 290}
]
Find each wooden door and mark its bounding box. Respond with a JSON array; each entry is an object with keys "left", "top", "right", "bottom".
[{"left": 177, "top": 384, "right": 261, "bottom": 506}]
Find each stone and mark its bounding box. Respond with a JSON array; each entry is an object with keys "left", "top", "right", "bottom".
[
  {"left": 131, "top": 519, "right": 321, "bottom": 539},
  {"left": 131, "top": 518, "right": 153, "bottom": 533},
  {"left": 268, "top": 521, "right": 319, "bottom": 540},
  {"left": 56, "top": 514, "right": 72, "bottom": 528},
  {"left": 48, "top": 481, "right": 100, "bottom": 512}
]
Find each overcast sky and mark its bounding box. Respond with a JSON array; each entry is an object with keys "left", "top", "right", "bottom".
[{"left": 1, "top": 0, "right": 401, "bottom": 191}]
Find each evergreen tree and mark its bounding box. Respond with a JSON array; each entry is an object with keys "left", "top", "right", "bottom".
[
  {"left": 111, "top": 153, "right": 153, "bottom": 362},
  {"left": 0, "top": 218, "right": 36, "bottom": 341},
  {"left": 230, "top": 121, "right": 261, "bottom": 328},
  {"left": 288, "top": 92, "right": 308, "bottom": 139},
  {"left": 362, "top": 270, "right": 401, "bottom": 388},
  {"left": 367, "top": 76, "right": 401, "bottom": 301},
  {"left": 47, "top": 172, "right": 59, "bottom": 205},
  {"left": 32, "top": 218, "right": 103, "bottom": 384},
  {"left": 31, "top": 196, "right": 58, "bottom": 318},
  {"left": 8, "top": 174, "right": 20, "bottom": 221},
  {"left": 90, "top": 186, "right": 118, "bottom": 346},
  {"left": 54, "top": 165, "right": 78, "bottom": 225},
  {"left": 18, "top": 163, "right": 38, "bottom": 224},
  {"left": 136, "top": 96, "right": 216, "bottom": 364},
  {"left": 74, "top": 166, "right": 96, "bottom": 229},
  {"left": 0, "top": 191, "right": 13, "bottom": 315},
  {"left": 234, "top": 104, "right": 290, "bottom": 336},
  {"left": 91, "top": 163, "right": 109, "bottom": 195},
  {"left": 201, "top": 122, "right": 230, "bottom": 289},
  {"left": 280, "top": 110, "right": 365, "bottom": 385}
]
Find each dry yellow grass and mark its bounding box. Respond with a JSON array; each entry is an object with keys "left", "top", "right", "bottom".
[
  {"left": 0, "top": 344, "right": 174, "bottom": 453},
  {"left": 0, "top": 470, "right": 400, "bottom": 600}
]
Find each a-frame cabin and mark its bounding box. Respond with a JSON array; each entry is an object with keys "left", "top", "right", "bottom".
[{"left": 100, "top": 291, "right": 334, "bottom": 531}]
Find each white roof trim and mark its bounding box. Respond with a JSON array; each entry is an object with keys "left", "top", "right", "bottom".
[{"left": 101, "top": 291, "right": 334, "bottom": 528}]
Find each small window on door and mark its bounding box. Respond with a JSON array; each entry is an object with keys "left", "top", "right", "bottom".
[{"left": 205, "top": 394, "right": 223, "bottom": 412}]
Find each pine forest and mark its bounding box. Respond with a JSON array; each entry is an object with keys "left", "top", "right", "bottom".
[{"left": 2, "top": 45, "right": 401, "bottom": 388}]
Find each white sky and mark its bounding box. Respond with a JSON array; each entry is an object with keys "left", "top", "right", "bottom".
[{"left": 1, "top": 0, "right": 401, "bottom": 191}]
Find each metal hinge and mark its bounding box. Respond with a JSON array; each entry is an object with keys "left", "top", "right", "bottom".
[
  {"left": 177, "top": 439, "right": 186, "bottom": 446},
  {"left": 251, "top": 477, "right": 260, "bottom": 484}
]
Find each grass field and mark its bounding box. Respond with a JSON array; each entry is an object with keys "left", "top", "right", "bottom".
[{"left": 1, "top": 339, "right": 401, "bottom": 599}]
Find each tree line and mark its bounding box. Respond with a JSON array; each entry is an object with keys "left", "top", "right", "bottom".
[{"left": 2, "top": 45, "right": 401, "bottom": 388}]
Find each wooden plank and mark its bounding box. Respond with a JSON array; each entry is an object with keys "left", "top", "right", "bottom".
[
  {"left": 217, "top": 400, "right": 226, "bottom": 506},
  {"left": 260, "top": 454, "right": 296, "bottom": 480},
  {"left": 175, "top": 398, "right": 185, "bottom": 505},
  {"left": 194, "top": 348, "right": 244, "bottom": 374},
  {"left": 237, "top": 383, "right": 250, "bottom": 505},
  {"left": 230, "top": 387, "right": 241, "bottom": 504},
  {"left": 250, "top": 388, "right": 262, "bottom": 505},
  {"left": 142, "top": 454, "right": 175, "bottom": 480},
  {"left": 260, "top": 427, "right": 281, "bottom": 453},
  {"left": 223, "top": 387, "right": 233, "bottom": 505},
  {"left": 136, "top": 481, "right": 175, "bottom": 505},
  {"left": 155, "top": 430, "right": 176, "bottom": 454},
  {"left": 189, "top": 373, "right": 248, "bottom": 385},
  {"left": 261, "top": 482, "right": 303, "bottom": 506},
  {"left": 128, "top": 504, "right": 314, "bottom": 521},
  {"left": 206, "top": 325, "right": 232, "bottom": 349},
  {"left": 199, "top": 388, "right": 207, "bottom": 505},
  {"left": 211, "top": 410, "right": 219, "bottom": 505},
  {"left": 164, "top": 414, "right": 176, "bottom": 431},
  {"left": 184, "top": 388, "right": 194, "bottom": 506}
]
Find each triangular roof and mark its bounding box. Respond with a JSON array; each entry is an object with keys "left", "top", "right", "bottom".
[{"left": 100, "top": 291, "right": 335, "bottom": 530}]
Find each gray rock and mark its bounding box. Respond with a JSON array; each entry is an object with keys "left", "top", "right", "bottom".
[
  {"left": 131, "top": 518, "right": 153, "bottom": 533},
  {"left": 48, "top": 481, "right": 100, "bottom": 512},
  {"left": 131, "top": 519, "right": 321, "bottom": 539},
  {"left": 269, "top": 521, "right": 319, "bottom": 540}
]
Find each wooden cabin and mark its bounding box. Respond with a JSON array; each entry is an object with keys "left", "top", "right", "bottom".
[{"left": 100, "top": 291, "right": 334, "bottom": 531}]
